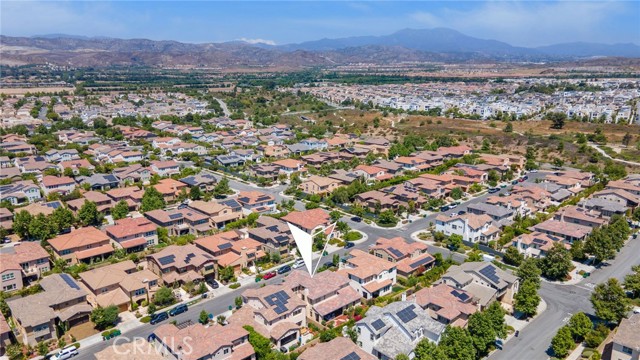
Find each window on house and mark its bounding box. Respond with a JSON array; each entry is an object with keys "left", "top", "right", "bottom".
[
  {"left": 622, "top": 346, "right": 633, "bottom": 355},
  {"left": 2, "top": 273, "right": 15, "bottom": 281}
]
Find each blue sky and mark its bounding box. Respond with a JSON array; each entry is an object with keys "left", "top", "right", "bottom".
[{"left": 2, "top": 1, "right": 638, "bottom": 47}]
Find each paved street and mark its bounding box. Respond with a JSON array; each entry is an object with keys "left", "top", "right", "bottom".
[{"left": 71, "top": 169, "right": 632, "bottom": 360}]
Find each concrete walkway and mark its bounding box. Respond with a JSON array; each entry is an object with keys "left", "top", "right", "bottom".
[{"left": 588, "top": 142, "right": 640, "bottom": 166}]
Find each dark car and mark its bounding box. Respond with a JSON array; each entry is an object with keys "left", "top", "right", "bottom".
[
  {"left": 457, "top": 210, "right": 466, "bottom": 215},
  {"left": 169, "top": 304, "right": 188, "bottom": 317},
  {"left": 351, "top": 216, "right": 362, "bottom": 222},
  {"left": 263, "top": 271, "right": 277, "bottom": 280},
  {"left": 488, "top": 188, "right": 500, "bottom": 193},
  {"left": 344, "top": 242, "right": 355, "bottom": 249},
  {"left": 150, "top": 312, "right": 169, "bottom": 325},
  {"left": 440, "top": 205, "right": 450, "bottom": 212},
  {"left": 523, "top": 175, "right": 529, "bottom": 180},
  {"left": 277, "top": 265, "right": 291, "bottom": 275},
  {"left": 511, "top": 180, "right": 518, "bottom": 185},
  {"left": 207, "top": 279, "right": 219, "bottom": 289},
  {"left": 323, "top": 261, "right": 335, "bottom": 268}
]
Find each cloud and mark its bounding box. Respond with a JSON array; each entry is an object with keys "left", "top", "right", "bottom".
[
  {"left": 237, "top": 38, "right": 276, "bottom": 46},
  {"left": 409, "top": 1, "right": 635, "bottom": 46}
]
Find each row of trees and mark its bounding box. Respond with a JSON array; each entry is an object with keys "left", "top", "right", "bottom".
[{"left": 12, "top": 201, "right": 102, "bottom": 241}]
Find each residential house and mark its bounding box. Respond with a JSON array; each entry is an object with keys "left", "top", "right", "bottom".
[
  {"left": 281, "top": 209, "right": 331, "bottom": 236},
  {"left": 0, "top": 180, "right": 41, "bottom": 205},
  {"left": 0, "top": 312, "right": 11, "bottom": 355},
  {"left": 247, "top": 216, "right": 293, "bottom": 257},
  {"left": 187, "top": 199, "right": 244, "bottom": 229},
  {"left": 0, "top": 208, "right": 12, "bottom": 232},
  {"left": 355, "top": 190, "right": 400, "bottom": 212},
  {"left": 79, "top": 260, "right": 159, "bottom": 312},
  {"left": 370, "top": 237, "right": 435, "bottom": 278},
  {"left": 58, "top": 159, "right": 95, "bottom": 175},
  {"left": 41, "top": 176, "right": 76, "bottom": 196},
  {"left": 113, "top": 164, "right": 151, "bottom": 185},
  {"left": 195, "top": 232, "right": 266, "bottom": 277},
  {"left": 356, "top": 301, "right": 446, "bottom": 360},
  {"left": 0, "top": 242, "right": 50, "bottom": 291},
  {"left": 216, "top": 154, "right": 245, "bottom": 168},
  {"left": 273, "top": 159, "right": 306, "bottom": 178},
  {"left": 144, "top": 208, "right": 211, "bottom": 236},
  {"left": 44, "top": 149, "right": 80, "bottom": 163},
  {"left": 439, "top": 262, "right": 519, "bottom": 308},
  {"left": 284, "top": 270, "right": 362, "bottom": 322},
  {"left": 608, "top": 313, "right": 640, "bottom": 360},
  {"left": 229, "top": 284, "right": 307, "bottom": 349},
  {"left": 180, "top": 172, "right": 218, "bottom": 192},
  {"left": 153, "top": 178, "right": 189, "bottom": 202},
  {"left": 105, "top": 217, "right": 159, "bottom": 250},
  {"left": 7, "top": 274, "right": 92, "bottom": 346},
  {"left": 76, "top": 174, "right": 120, "bottom": 191},
  {"left": 592, "top": 188, "right": 640, "bottom": 209},
  {"left": 435, "top": 213, "right": 500, "bottom": 244},
  {"left": 435, "top": 145, "right": 473, "bottom": 159},
  {"left": 66, "top": 191, "right": 113, "bottom": 214},
  {"left": 531, "top": 218, "right": 592, "bottom": 243},
  {"left": 106, "top": 186, "right": 144, "bottom": 210},
  {"left": 298, "top": 175, "right": 342, "bottom": 196},
  {"left": 373, "top": 160, "right": 404, "bottom": 175},
  {"left": 338, "top": 249, "right": 397, "bottom": 299},
  {"left": 236, "top": 191, "right": 277, "bottom": 213},
  {"left": 414, "top": 283, "right": 478, "bottom": 327},
  {"left": 48, "top": 227, "right": 114, "bottom": 264},
  {"left": 250, "top": 164, "right": 280, "bottom": 183},
  {"left": 151, "top": 160, "right": 181, "bottom": 177},
  {"left": 511, "top": 232, "right": 570, "bottom": 258},
  {"left": 394, "top": 156, "right": 431, "bottom": 171},
  {"left": 353, "top": 165, "right": 389, "bottom": 183},
  {"left": 466, "top": 203, "right": 515, "bottom": 227},
  {"left": 147, "top": 244, "right": 216, "bottom": 286},
  {"left": 578, "top": 197, "right": 629, "bottom": 218},
  {"left": 298, "top": 337, "right": 375, "bottom": 360},
  {"left": 152, "top": 323, "right": 255, "bottom": 360},
  {"left": 554, "top": 205, "right": 608, "bottom": 228}
]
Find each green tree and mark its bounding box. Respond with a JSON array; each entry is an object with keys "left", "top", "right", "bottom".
[
  {"left": 157, "top": 227, "right": 169, "bottom": 244},
  {"left": 214, "top": 176, "right": 231, "bottom": 196},
  {"left": 547, "top": 112, "right": 567, "bottom": 130},
  {"left": 90, "top": 305, "right": 119, "bottom": 330},
  {"left": 190, "top": 186, "right": 202, "bottom": 200},
  {"left": 395, "top": 354, "right": 409, "bottom": 360},
  {"left": 623, "top": 265, "right": 640, "bottom": 298},
  {"left": 541, "top": 242, "right": 572, "bottom": 280},
  {"left": 439, "top": 326, "right": 476, "bottom": 360},
  {"left": 447, "top": 234, "right": 463, "bottom": 251},
  {"left": 111, "top": 200, "right": 129, "bottom": 220},
  {"left": 51, "top": 206, "right": 75, "bottom": 233},
  {"left": 450, "top": 187, "right": 464, "bottom": 200},
  {"left": 503, "top": 246, "right": 524, "bottom": 266},
  {"left": 29, "top": 213, "right": 55, "bottom": 241},
  {"left": 516, "top": 258, "right": 542, "bottom": 288},
  {"left": 141, "top": 187, "right": 166, "bottom": 212},
  {"left": 329, "top": 210, "right": 342, "bottom": 223},
  {"left": 377, "top": 210, "right": 398, "bottom": 226},
  {"left": 485, "top": 301, "right": 507, "bottom": 339},
  {"left": 551, "top": 326, "right": 575, "bottom": 358},
  {"left": 235, "top": 296, "right": 243, "bottom": 308},
  {"left": 13, "top": 210, "right": 32, "bottom": 239},
  {"left": 591, "top": 278, "right": 632, "bottom": 323},
  {"left": 567, "top": 312, "right": 592, "bottom": 341},
  {"left": 219, "top": 266, "right": 235, "bottom": 283},
  {"left": 514, "top": 279, "right": 541, "bottom": 317},
  {"left": 503, "top": 122, "right": 513, "bottom": 133},
  {"left": 199, "top": 310, "right": 209, "bottom": 324},
  {"left": 467, "top": 312, "right": 497, "bottom": 356},
  {"left": 584, "top": 227, "right": 616, "bottom": 263},
  {"left": 153, "top": 286, "right": 175, "bottom": 306},
  {"left": 414, "top": 338, "right": 447, "bottom": 360},
  {"left": 78, "top": 201, "right": 102, "bottom": 226}
]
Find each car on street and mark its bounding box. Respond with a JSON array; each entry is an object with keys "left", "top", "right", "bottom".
[
  {"left": 292, "top": 259, "right": 305, "bottom": 269},
  {"left": 263, "top": 271, "right": 277, "bottom": 280},
  {"left": 458, "top": 210, "right": 466, "bottom": 215},
  {"left": 344, "top": 242, "right": 355, "bottom": 249},
  {"left": 530, "top": 169, "right": 538, "bottom": 173},
  {"left": 518, "top": 178, "right": 525, "bottom": 182},
  {"left": 277, "top": 265, "right": 291, "bottom": 274},
  {"left": 351, "top": 216, "right": 362, "bottom": 222},
  {"left": 51, "top": 346, "right": 78, "bottom": 360},
  {"left": 488, "top": 188, "right": 500, "bottom": 193},
  {"left": 511, "top": 180, "right": 519, "bottom": 185},
  {"left": 450, "top": 212, "right": 457, "bottom": 217},
  {"left": 500, "top": 184, "right": 507, "bottom": 188},
  {"left": 169, "top": 304, "right": 188, "bottom": 316},
  {"left": 503, "top": 192, "right": 511, "bottom": 196},
  {"left": 150, "top": 312, "right": 169, "bottom": 325},
  {"left": 323, "top": 261, "right": 336, "bottom": 268},
  {"left": 440, "top": 205, "right": 450, "bottom": 212},
  {"left": 523, "top": 175, "right": 529, "bottom": 180}
]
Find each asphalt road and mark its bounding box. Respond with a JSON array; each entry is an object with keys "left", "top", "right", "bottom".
[{"left": 75, "top": 170, "right": 602, "bottom": 359}]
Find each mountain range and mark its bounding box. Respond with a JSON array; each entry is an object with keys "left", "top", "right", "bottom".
[{"left": 1, "top": 28, "right": 638, "bottom": 68}]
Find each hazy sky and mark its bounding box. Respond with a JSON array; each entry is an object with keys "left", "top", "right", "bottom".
[{"left": 2, "top": 1, "right": 638, "bottom": 47}]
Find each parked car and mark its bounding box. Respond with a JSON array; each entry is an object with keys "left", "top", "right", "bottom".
[
  {"left": 457, "top": 210, "right": 466, "bottom": 215},
  {"left": 500, "top": 184, "right": 507, "bottom": 188},
  {"left": 52, "top": 346, "right": 78, "bottom": 360},
  {"left": 207, "top": 279, "right": 219, "bottom": 289},
  {"left": 523, "top": 175, "right": 529, "bottom": 180},
  {"left": 503, "top": 192, "right": 511, "bottom": 196},
  {"left": 440, "top": 205, "right": 450, "bottom": 212},
  {"left": 323, "top": 261, "right": 335, "bottom": 268},
  {"left": 292, "top": 259, "right": 305, "bottom": 269},
  {"left": 518, "top": 178, "right": 525, "bottom": 182},
  {"left": 277, "top": 265, "right": 291, "bottom": 275},
  {"left": 263, "top": 271, "right": 277, "bottom": 280},
  {"left": 150, "top": 312, "right": 169, "bottom": 325},
  {"left": 511, "top": 180, "right": 519, "bottom": 185},
  {"left": 449, "top": 203, "right": 458, "bottom": 209},
  {"left": 344, "top": 242, "right": 355, "bottom": 249},
  {"left": 450, "top": 212, "right": 457, "bottom": 217},
  {"left": 351, "top": 216, "right": 362, "bottom": 222},
  {"left": 488, "top": 188, "right": 500, "bottom": 193},
  {"left": 169, "top": 304, "right": 188, "bottom": 317},
  {"left": 530, "top": 169, "right": 538, "bottom": 173}
]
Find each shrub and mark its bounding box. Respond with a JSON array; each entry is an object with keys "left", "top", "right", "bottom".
[
  {"left": 585, "top": 325, "right": 610, "bottom": 348},
  {"left": 140, "top": 316, "right": 151, "bottom": 323},
  {"left": 229, "top": 283, "right": 241, "bottom": 289}
]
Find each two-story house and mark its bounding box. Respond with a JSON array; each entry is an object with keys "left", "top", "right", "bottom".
[
  {"left": 187, "top": 199, "right": 244, "bottom": 229},
  {"left": 147, "top": 244, "right": 216, "bottom": 286},
  {"left": 41, "top": 176, "right": 76, "bottom": 196},
  {"left": 145, "top": 208, "right": 211, "bottom": 236},
  {"left": 338, "top": 249, "right": 397, "bottom": 299},
  {"left": 439, "top": 262, "right": 519, "bottom": 308},
  {"left": 370, "top": 237, "right": 435, "bottom": 278},
  {"left": 414, "top": 283, "right": 478, "bottom": 327},
  {"left": 48, "top": 227, "right": 114, "bottom": 264},
  {"left": 105, "top": 217, "right": 159, "bottom": 250},
  {"left": 79, "top": 260, "right": 159, "bottom": 312},
  {"left": 609, "top": 314, "right": 640, "bottom": 360},
  {"left": 236, "top": 191, "right": 277, "bottom": 213},
  {"left": 247, "top": 216, "right": 293, "bottom": 257},
  {"left": 298, "top": 176, "right": 342, "bottom": 196},
  {"left": 0, "top": 242, "right": 50, "bottom": 291},
  {"left": 435, "top": 213, "right": 500, "bottom": 244}
]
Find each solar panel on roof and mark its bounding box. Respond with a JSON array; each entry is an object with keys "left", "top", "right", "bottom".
[
  {"left": 387, "top": 247, "right": 404, "bottom": 258},
  {"left": 238, "top": 197, "right": 250, "bottom": 203},
  {"left": 169, "top": 213, "right": 183, "bottom": 220},
  {"left": 410, "top": 256, "right": 433, "bottom": 269},
  {"left": 218, "top": 243, "right": 232, "bottom": 250},
  {"left": 396, "top": 304, "right": 417, "bottom": 323},
  {"left": 451, "top": 289, "right": 471, "bottom": 302},
  {"left": 158, "top": 255, "right": 175, "bottom": 265},
  {"left": 60, "top": 274, "right": 80, "bottom": 290},
  {"left": 266, "top": 225, "right": 279, "bottom": 232},
  {"left": 371, "top": 319, "right": 385, "bottom": 331},
  {"left": 45, "top": 201, "right": 62, "bottom": 209},
  {"left": 340, "top": 352, "right": 361, "bottom": 360},
  {"left": 479, "top": 265, "right": 500, "bottom": 284},
  {"left": 274, "top": 235, "right": 289, "bottom": 243}
]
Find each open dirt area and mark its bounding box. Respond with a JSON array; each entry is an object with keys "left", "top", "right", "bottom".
[{"left": 0, "top": 87, "right": 74, "bottom": 95}]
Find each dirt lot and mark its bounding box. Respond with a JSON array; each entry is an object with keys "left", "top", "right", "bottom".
[{"left": 0, "top": 87, "right": 74, "bottom": 95}]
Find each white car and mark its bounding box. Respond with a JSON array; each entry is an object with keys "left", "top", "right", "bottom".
[
  {"left": 52, "top": 346, "right": 78, "bottom": 360},
  {"left": 292, "top": 259, "right": 305, "bottom": 269},
  {"left": 633, "top": 307, "right": 640, "bottom": 314}
]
